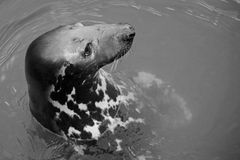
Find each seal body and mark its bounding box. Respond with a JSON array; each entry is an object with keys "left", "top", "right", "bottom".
[
  {"left": 25, "top": 22, "right": 137, "bottom": 142},
  {"left": 25, "top": 22, "right": 192, "bottom": 159}
]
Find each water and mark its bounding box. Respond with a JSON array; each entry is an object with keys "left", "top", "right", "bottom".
[{"left": 0, "top": 0, "right": 240, "bottom": 159}]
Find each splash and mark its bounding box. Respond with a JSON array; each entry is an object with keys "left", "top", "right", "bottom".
[{"left": 133, "top": 71, "right": 192, "bottom": 128}]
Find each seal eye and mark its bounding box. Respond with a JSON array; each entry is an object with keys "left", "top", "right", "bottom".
[{"left": 82, "top": 42, "right": 92, "bottom": 58}]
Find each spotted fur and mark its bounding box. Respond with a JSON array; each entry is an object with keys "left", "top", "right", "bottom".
[
  {"left": 48, "top": 63, "right": 143, "bottom": 142},
  {"left": 25, "top": 23, "right": 146, "bottom": 157}
]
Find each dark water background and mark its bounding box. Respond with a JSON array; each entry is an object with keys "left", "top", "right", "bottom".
[{"left": 0, "top": 0, "right": 240, "bottom": 159}]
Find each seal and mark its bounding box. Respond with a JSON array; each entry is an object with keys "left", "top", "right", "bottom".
[
  {"left": 25, "top": 22, "right": 192, "bottom": 159},
  {"left": 25, "top": 22, "right": 138, "bottom": 143}
]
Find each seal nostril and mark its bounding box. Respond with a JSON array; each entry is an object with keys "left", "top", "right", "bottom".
[
  {"left": 129, "top": 33, "right": 135, "bottom": 38},
  {"left": 120, "top": 32, "right": 135, "bottom": 42}
]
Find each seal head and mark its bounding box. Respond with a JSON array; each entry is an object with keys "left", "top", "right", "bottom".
[{"left": 25, "top": 22, "right": 135, "bottom": 141}]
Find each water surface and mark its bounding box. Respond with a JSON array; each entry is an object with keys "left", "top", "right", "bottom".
[{"left": 0, "top": 0, "right": 240, "bottom": 159}]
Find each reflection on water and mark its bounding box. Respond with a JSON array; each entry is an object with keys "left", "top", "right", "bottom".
[{"left": 0, "top": 0, "right": 240, "bottom": 159}]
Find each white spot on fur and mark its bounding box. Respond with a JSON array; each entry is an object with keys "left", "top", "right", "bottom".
[
  {"left": 49, "top": 86, "right": 80, "bottom": 119},
  {"left": 67, "top": 87, "right": 75, "bottom": 101},
  {"left": 84, "top": 120, "right": 101, "bottom": 139},
  {"left": 50, "top": 99, "right": 79, "bottom": 118},
  {"left": 67, "top": 87, "right": 88, "bottom": 111},
  {"left": 78, "top": 103, "right": 88, "bottom": 110},
  {"left": 86, "top": 111, "right": 90, "bottom": 115},
  {"left": 115, "top": 139, "right": 122, "bottom": 151},
  {"left": 58, "top": 65, "right": 68, "bottom": 77},
  {"left": 68, "top": 126, "right": 81, "bottom": 137},
  {"left": 55, "top": 112, "right": 60, "bottom": 119}
]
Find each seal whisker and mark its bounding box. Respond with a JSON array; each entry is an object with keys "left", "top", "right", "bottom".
[
  {"left": 127, "top": 48, "right": 133, "bottom": 58},
  {"left": 83, "top": 59, "right": 97, "bottom": 72},
  {"left": 110, "top": 59, "right": 116, "bottom": 73},
  {"left": 113, "top": 59, "right": 119, "bottom": 72},
  {"left": 113, "top": 59, "right": 118, "bottom": 72}
]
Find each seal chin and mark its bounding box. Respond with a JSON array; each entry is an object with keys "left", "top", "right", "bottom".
[{"left": 115, "top": 32, "right": 135, "bottom": 58}]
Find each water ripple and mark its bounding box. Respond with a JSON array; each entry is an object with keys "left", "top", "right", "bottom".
[
  {"left": 0, "top": 0, "right": 239, "bottom": 159},
  {"left": 0, "top": 4, "right": 53, "bottom": 68},
  {"left": 195, "top": 0, "right": 240, "bottom": 28}
]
